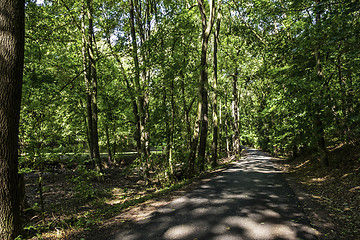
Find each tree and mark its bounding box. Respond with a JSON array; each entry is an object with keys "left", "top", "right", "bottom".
[
  {"left": 211, "top": 2, "right": 221, "bottom": 167},
  {"left": 0, "top": 0, "right": 25, "bottom": 238},
  {"left": 84, "top": 0, "right": 102, "bottom": 171},
  {"left": 129, "top": 0, "right": 152, "bottom": 184},
  {"left": 189, "top": 0, "right": 216, "bottom": 174}
]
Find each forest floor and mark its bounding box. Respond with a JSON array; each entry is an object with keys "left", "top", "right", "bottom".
[
  {"left": 275, "top": 142, "right": 360, "bottom": 239},
  {"left": 22, "top": 144, "right": 360, "bottom": 240},
  {"left": 22, "top": 154, "right": 236, "bottom": 239}
]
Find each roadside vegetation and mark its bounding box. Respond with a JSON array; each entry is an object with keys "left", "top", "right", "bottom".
[
  {"left": 281, "top": 142, "right": 360, "bottom": 239},
  {"left": 20, "top": 154, "right": 235, "bottom": 239}
]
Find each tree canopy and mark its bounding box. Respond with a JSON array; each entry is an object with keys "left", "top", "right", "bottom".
[
  {"left": 2, "top": 0, "right": 360, "bottom": 238},
  {"left": 21, "top": 0, "right": 359, "bottom": 171}
]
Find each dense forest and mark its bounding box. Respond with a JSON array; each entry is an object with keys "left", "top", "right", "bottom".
[{"left": 0, "top": 0, "right": 359, "bottom": 239}]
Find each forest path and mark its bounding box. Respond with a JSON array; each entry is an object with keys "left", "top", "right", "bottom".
[{"left": 110, "top": 148, "right": 318, "bottom": 240}]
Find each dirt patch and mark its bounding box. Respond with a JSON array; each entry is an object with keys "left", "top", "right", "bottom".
[{"left": 273, "top": 143, "right": 360, "bottom": 239}]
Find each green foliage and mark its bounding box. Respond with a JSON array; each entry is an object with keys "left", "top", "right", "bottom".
[
  {"left": 70, "top": 166, "right": 104, "bottom": 200},
  {"left": 17, "top": 0, "right": 360, "bottom": 237}
]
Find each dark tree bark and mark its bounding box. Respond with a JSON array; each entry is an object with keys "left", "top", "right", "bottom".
[
  {"left": 129, "top": 0, "right": 150, "bottom": 185},
  {"left": 0, "top": 0, "right": 25, "bottom": 238},
  {"left": 232, "top": 71, "right": 241, "bottom": 156},
  {"left": 105, "top": 37, "right": 142, "bottom": 154},
  {"left": 224, "top": 111, "right": 231, "bottom": 158},
  {"left": 169, "top": 80, "right": 175, "bottom": 175},
  {"left": 189, "top": 0, "right": 216, "bottom": 174},
  {"left": 105, "top": 124, "right": 113, "bottom": 167},
  {"left": 81, "top": 8, "right": 94, "bottom": 162},
  {"left": 314, "top": 0, "right": 329, "bottom": 167},
  {"left": 211, "top": 3, "right": 221, "bottom": 167},
  {"left": 86, "top": 0, "right": 102, "bottom": 171},
  {"left": 81, "top": 0, "right": 102, "bottom": 171}
]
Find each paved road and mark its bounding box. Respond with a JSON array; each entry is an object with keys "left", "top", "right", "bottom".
[{"left": 111, "top": 149, "right": 318, "bottom": 240}]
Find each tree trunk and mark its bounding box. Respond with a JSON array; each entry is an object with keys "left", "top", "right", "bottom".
[
  {"left": 129, "top": 0, "right": 150, "bottom": 184},
  {"left": 197, "top": 44, "right": 209, "bottom": 172},
  {"left": 218, "top": 99, "right": 222, "bottom": 156},
  {"left": 86, "top": 0, "right": 102, "bottom": 171},
  {"left": 314, "top": 0, "right": 329, "bottom": 167},
  {"left": 189, "top": 0, "right": 216, "bottom": 173},
  {"left": 105, "top": 124, "right": 113, "bottom": 167},
  {"left": 0, "top": 0, "right": 25, "bottom": 238},
  {"left": 81, "top": 8, "right": 94, "bottom": 163},
  {"left": 211, "top": 5, "right": 221, "bottom": 167},
  {"left": 169, "top": 77, "right": 175, "bottom": 175},
  {"left": 179, "top": 60, "right": 192, "bottom": 151},
  {"left": 105, "top": 37, "right": 142, "bottom": 154},
  {"left": 164, "top": 83, "right": 175, "bottom": 176},
  {"left": 129, "top": 0, "right": 143, "bottom": 157},
  {"left": 232, "top": 71, "right": 241, "bottom": 156},
  {"left": 225, "top": 112, "right": 231, "bottom": 158}
]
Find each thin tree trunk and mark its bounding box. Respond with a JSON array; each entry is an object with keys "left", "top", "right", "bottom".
[
  {"left": 112, "top": 125, "right": 117, "bottom": 160},
  {"left": 86, "top": 0, "right": 102, "bottom": 171},
  {"left": 105, "top": 37, "right": 142, "bottom": 154},
  {"left": 232, "top": 71, "right": 240, "bottom": 156},
  {"left": 164, "top": 84, "right": 175, "bottom": 176},
  {"left": 225, "top": 112, "right": 231, "bottom": 158},
  {"left": 179, "top": 60, "right": 192, "bottom": 150},
  {"left": 81, "top": 8, "right": 94, "bottom": 163},
  {"left": 188, "top": 102, "right": 201, "bottom": 175},
  {"left": 129, "top": 0, "right": 143, "bottom": 152},
  {"left": 38, "top": 172, "right": 45, "bottom": 222},
  {"left": 218, "top": 99, "right": 222, "bottom": 155},
  {"left": 189, "top": 0, "right": 216, "bottom": 173},
  {"left": 169, "top": 77, "right": 175, "bottom": 175},
  {"left": 105, "top": 124, "right": 113, "bottom": 167},
  {"left": 0, "top": 0, "right": 25, "bottom": 237},
  {"left": 211, "top": 3, "right": 221, "bottom": 167},
  {"left": 164, "top": 87, "right": 170, "bottom": 165},
  {"left": 314, "top": 0, "right": 329, "bottom": 167},
  {"left": 129, "top": 0, "right": 150, "bottom": 184}
]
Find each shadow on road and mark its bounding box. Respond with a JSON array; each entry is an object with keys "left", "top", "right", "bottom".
[{"left": 111, "top": 148, "right": 318, "bottom": 240}]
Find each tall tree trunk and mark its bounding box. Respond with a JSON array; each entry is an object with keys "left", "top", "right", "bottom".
[
  {"left": 105, "top": 37, "right": 142, "bottom": 154},
  {"left": 81, "top": 8, "right": 94, "bottom": 163},
  {"left": 0, "top": 0, "right": 25, "bottom": 238},
  {"left": 218, "top": 99, "right": 222, "bottom": 155},
  {"left": 189, "top": 0, "right": 216, "bottom": 174},
  {"left": 86, "top": 0, "right": 102, "bottom": 171},
  {"left": 138, "top": 0, "right": 151, "bottom": 164},
  {"left": 211, "top": 4, "right": 221, "bottom": 167},
  {"left": 164, "top": 83, "right": 175, "bottom": 176},
  {"left": 129, "top": 0, "right": 150, "bottom": 184},
  {"left": 232, "top": 71, "right": 241, "bottom": 156},
  {"left": 225, "top": 112, "right": 231, "bottom": 158},
  {"left": 105, "top": 124, "right": 113, "bottom": 167},
  {"left": 314, "top": 0, "right": 329, "bottom": 167},
  {"left": 179, "top": 56, "right": 193, "bottom": 151},
  {"left": 169, "top": 77, "right": 175, "bottom": 175}
]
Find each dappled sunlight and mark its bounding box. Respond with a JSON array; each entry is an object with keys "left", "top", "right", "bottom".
[
  {"left": 299, "top": 175, "right": 332, "bottom": 186},
  {"left": 164, "top": 222, "right": 209, "bottom": 240},
  {"left": 112, "top": 148, "right": 317, "bottom": 240},
  {"left": 349, "top": 186, "right": 360, "bottom": 192},
  {"left": 221, "top": 192, "right": 253, "bottom": 200},
  {"left": 223, "top": 216, "right": 296, "bottom": 240},
  {"left": 294, "top": 160, "right": 311, "bottom": 170},
  {"left": 310, "top": 176, "right": 331, "bottom": 183}
]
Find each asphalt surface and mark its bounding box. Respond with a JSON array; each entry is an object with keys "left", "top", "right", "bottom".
[{"left": 111, "top": 148, "right": 318, "bottom": 240}]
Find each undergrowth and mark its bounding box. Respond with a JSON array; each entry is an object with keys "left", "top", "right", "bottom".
[{"left": 283, "top": 142, "right": 360, "bottom": 239}]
